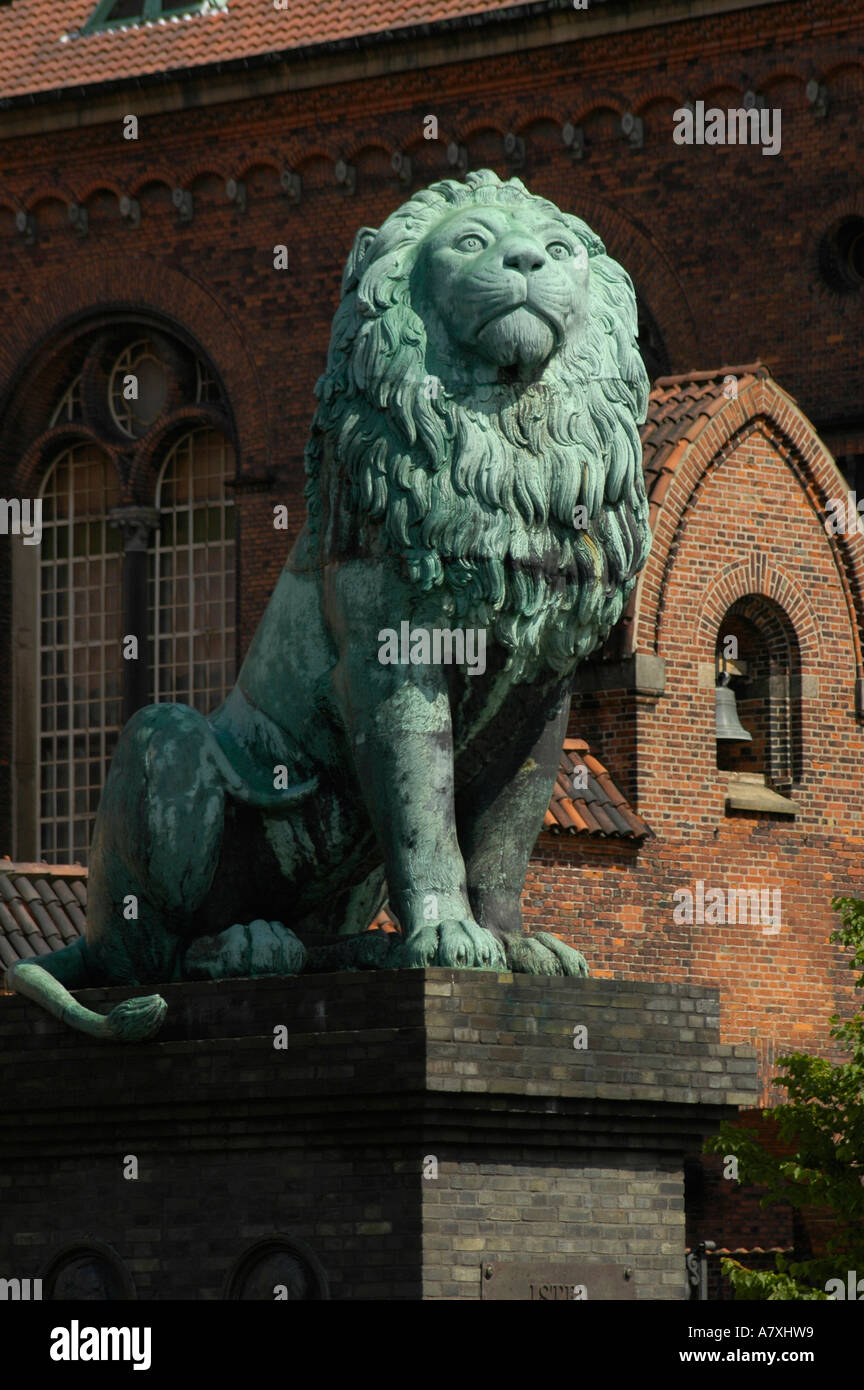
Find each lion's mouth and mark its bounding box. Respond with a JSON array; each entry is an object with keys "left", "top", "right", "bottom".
[{"left": 479, "top": 301, "right": 565, "bottom": 348}]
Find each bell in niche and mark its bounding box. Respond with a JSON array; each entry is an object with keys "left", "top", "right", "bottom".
[{"left": 715, "top": 672, "right": 752, "bottom": 742}]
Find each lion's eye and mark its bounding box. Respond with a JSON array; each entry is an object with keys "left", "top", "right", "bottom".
[
  {"left": 546, "top": 241, "right": 573, "bottom": 260},
  {"left": 455, "top": 233, "right": 486, "bottom": 253}
]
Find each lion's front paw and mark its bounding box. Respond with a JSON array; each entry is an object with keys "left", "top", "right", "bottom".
[
  {"left": 500, "top": 931, "right": 589, "bottom": 977},
  {"left": 394, "top": 919, "right": 507, "bottom": 970}
]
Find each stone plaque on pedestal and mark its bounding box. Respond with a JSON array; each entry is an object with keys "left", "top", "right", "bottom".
[{"left": 481, "top": 1262, "right": 636, "bottom": 1300}]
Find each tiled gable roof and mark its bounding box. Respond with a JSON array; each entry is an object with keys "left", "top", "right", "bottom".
[
  {"left": 0, "top": 0, "right": 529, "bottom": 100},
  {"left": 640, "top": 364, "right": 768, "bottom": 525}
]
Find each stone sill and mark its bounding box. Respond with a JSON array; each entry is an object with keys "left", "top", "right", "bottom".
[{"left": 725, "top": 772, "right": 797, "bottom": 815}]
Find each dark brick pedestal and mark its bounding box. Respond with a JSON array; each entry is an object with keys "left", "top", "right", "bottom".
[{"left": 0, "top": 971, "right": 757, "bottom": 1300}]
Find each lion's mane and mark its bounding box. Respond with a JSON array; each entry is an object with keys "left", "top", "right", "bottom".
[{"left": 305, "top": 169, "right": 651, "bottom": 684}]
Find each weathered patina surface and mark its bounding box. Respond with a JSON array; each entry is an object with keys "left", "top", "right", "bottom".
[{"left": 7, "top": 170, "right": 650, "bottom": 1040}]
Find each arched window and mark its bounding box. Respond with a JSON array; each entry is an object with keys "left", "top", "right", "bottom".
[
  {"left": 716, "top": 597, "right": 802, "bottom": 816},
  {"left": 11, "top": 322, "right": 238, "bottom": 864},
  {"left": 38, "top": 446, "right": 124, "bottom": 863},
  {"left": 149, "top": 428, "right": 236, "bottom": 709}
]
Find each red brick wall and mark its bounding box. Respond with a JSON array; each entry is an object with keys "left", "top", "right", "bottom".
[{"left": 526, "top": 829, "right": 862, "bottom": 1095}]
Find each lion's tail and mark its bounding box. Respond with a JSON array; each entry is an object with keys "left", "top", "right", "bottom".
[{"left": 5, "top": 940, "right": 166, "bottom": 1043}]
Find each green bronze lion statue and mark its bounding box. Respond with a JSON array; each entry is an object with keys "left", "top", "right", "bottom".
[{"left": 7, "top": 170, "right": 650, "bottom": 1041}]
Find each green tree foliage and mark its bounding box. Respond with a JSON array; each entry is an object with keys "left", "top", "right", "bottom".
[{"left": 707, "top": 896, "right": 864, "bottom": 1300}]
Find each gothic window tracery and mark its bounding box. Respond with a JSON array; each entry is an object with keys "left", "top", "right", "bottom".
[{"left": 12, "top": 323, "right": 237, "bottom": 863}]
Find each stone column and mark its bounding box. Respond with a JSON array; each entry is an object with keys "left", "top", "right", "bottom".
[{"left": 109, "top": 506, "right": 160, "bottom": 725}]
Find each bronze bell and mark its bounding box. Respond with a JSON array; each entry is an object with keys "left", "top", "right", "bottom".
[{"left": 715, "top": 675, "right": 752, "bottom": 742}]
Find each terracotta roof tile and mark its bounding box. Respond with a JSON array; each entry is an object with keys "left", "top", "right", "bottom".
[
  {"left": 0, "top": 1, "right": 527, "bottom": 101},
  {"left": 549, "top": 741, "right": 651, "bottom": 840},
  {"left": 0, "top": 860, "right": 87, "bottom": 973},
  {"left": 639, "top": 364, "right": 769, "bottom": 508}
]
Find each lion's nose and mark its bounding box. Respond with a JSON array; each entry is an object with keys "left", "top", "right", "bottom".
[{"left": 502, "top": 242, "right": 545, "bottom": 274}]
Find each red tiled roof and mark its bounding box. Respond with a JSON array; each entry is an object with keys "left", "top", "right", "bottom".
[
  {"left": 0, "top": 859, "right": 86, "bottom": 973},
  {"left": 543, "top": 737, "right": 649, "bottom": 839},
  {"left": 0, "top": 0, "right": 525, "bottom": 101},
  {"left": 641, "top": 364, "right": 768, "bottom": 520}
]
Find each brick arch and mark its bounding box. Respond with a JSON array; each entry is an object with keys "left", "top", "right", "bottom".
[
  {"left": 561, "top": 192, "right": 699, "bottom": 365},
  {"left": 698, "top": 81, "right": 741, "bottom": 104},
  {"left": 695, "top": 563, "right": 821, "bottom": 665},
  {"left": 347, "top": 142, "right": 393, "bottom": 171},
  {"left": 235, "top": 156, "right": 281, "bottom": 183},
  {"left": 78, "top": 181, "right": 123, "bottom": 206},
  {"left": 721, "top": 593, "right": 801, "bottom": 665},
  {"left": 399, "top": 131, "right": 443, "bottom": 159},
  {"left": 16, "top": 423, "right": 122, "bottom": 497},
  {"left": 712, "top": 590, "right": 806, "bottom": 787},
  {"left": 188, "top": 167, "right": 232, "bottom": 194},
  {"left": 629, "top": 88, "right": 689, "bottom": 116},
  {"left": 184, "top": 160, "right": 231, "bottom": 185},
  {"left": 810, "top": 190, "right": 864, "bottom": 306},
  {"left": 25, "top": 193, "right": 70, "bottom": 219},
  {"left": 21, "top": 178, "right": 76, "bottom": 210},
  {"left": 266, "top": 140, "right": 311, "bottom": 170},
  {"left": 759, "top": 67, "right": 806, "bottom": 93},
  {"left": 512, "top": 108, "right": 568, "bottom": 135},
  {"left": 129, "top": 172, "right": 175, "bottom": 200},
  {"left": 456, "top": 121, "right": 506, "bottom": 142},
  {"left": 292, "top": 151, "right": 334, "bottom": 178},
  {"left": 630, "top": 379, "right": 864, "bottom": 676},
  {"left": 819, "top": 59, "right": 863, "bottom": 83},
  {"left": 567, "top": 99, "right": 625, "bottom": 126},
  {"left": 129, "top": 402, "right": 233, "bottom": 502},
  {"left": 0, "top": 253, "right": 272, "bottom": 478},
  {"left": 817, "top": 190, "right": 864, "bottom": 223}
]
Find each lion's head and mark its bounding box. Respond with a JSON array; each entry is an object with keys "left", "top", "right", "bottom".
[{"left": 305, "top": 169, "right": 651, "bottom": 683}]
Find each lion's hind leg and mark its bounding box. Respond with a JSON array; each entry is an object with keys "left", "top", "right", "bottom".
[
  {"left": 13, "top": 701, "right": 231, "bottom": 1042},
  {"left": 183, "top": 919, "right": 307, "bottom": 981},
  {"left": 86, "top": 702, "right": 231, "bottom": 983}
]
